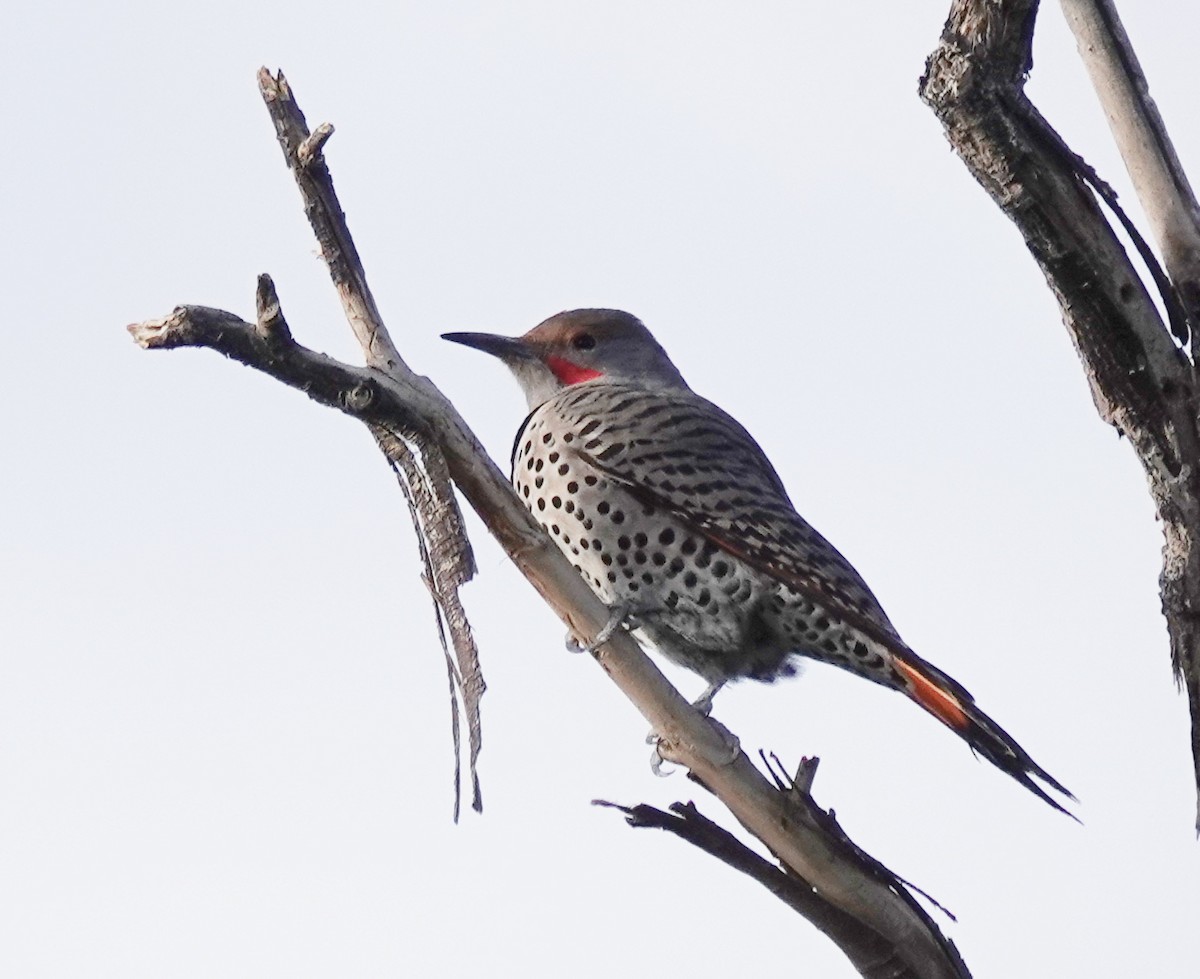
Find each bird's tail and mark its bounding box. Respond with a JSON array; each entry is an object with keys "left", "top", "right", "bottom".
[{"left": 891, "top": 647, "right": 1078, "bottom": 820}]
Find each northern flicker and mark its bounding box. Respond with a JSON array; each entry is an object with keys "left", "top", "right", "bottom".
[{"left": 445, "top": 309, "right": 1074, "bottom": 815}]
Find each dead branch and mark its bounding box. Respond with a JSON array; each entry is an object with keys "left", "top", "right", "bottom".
[
  {"left": 1059, "top": 0, "right": 1200, "bottom": 348},
  {"left": 596, "top": 791, "right": 969, "bottom": 979},
  {"left": 128, "top": 70, "right": 969, "bottom": 978},
  {"left": 921, "top": 0, "right": 1200, "bottom": 828}
]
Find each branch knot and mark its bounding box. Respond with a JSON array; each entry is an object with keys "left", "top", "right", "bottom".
[{"left": 344, "top": 380, "right": 378, "bottom": 414}]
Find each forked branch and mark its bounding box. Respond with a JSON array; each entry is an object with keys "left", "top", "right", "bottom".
[
  {"left": 921, "top": 0, "right": 1200, "bottom": 827},
  {"left": 128, "top": 70, "right": 969, "bottom": 978}
]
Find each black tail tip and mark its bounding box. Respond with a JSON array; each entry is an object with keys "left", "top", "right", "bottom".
[{"left": 1014, "top": 766, "right": 1080, "bottom": 823}]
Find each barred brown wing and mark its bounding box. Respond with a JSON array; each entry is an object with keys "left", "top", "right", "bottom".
[{"left": 542, "top": 382, "right": 905, "bottom": 649}]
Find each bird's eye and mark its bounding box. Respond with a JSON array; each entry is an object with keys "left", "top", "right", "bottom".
[{"left": 571, "top": 333, "right": 597, "bottom": 351}]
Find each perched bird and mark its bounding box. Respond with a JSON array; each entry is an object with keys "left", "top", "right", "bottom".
[{"left": 445, "top": 309, "right": 1074, "bottom": 815}]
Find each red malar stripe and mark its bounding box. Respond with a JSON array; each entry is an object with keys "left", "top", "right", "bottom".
[{"left": 545, "top": 355, "right": 603, "bottom": 385}]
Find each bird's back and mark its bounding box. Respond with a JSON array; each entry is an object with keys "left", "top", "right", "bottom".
[
  {"left": 512, "top": 380, "right": 905, "bottom": 683},
  {"left": 450, "top": 310, "right": 1074, "bottom": 815}
]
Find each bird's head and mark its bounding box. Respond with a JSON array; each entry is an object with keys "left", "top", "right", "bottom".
[{"left": 443, "top": 309, "right": 689, "bottom": 410}]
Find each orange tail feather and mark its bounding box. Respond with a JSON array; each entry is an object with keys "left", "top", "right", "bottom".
[{"left": 893, "top": 649, "right": 1077, "bottom": 820}]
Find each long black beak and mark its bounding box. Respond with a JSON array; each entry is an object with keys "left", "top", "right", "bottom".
[{"left": 441, "top": 332, "right": 535, "bottom": 362}]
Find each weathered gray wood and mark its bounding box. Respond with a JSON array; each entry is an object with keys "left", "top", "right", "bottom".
[
  {"left": 598, "top": 796, "right": 968, "bottom": 979},
  {"left": 129, "top": 299, "right": 967, "bottom": 979},
  {"left": 128, "top": 67, "right": 973, "bottom": 979},
  {"left": 1059, "top": 0, "right": 1200, "bottom": 347},
  {"left": 258, "top": 78, "right": 486, "bottom": 819},
  {"left": 921, "top": 0, "right": 1200, "bottom": 827}
]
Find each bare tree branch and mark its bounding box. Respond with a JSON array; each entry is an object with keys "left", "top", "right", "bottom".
[
  {"left": 920, "top": 0, "right": 1200, "bottom": 827},
  {"left": 261, "top": 78, "right": 485, "bottom": 819},
  {"left": 128, "top": 69, "right": 971, "bottom": 978},
  {"left": 595, "top": 788, "right": 970, "bottom": 979},
  {"left": 1059, "top": 0, "right": 1200, "bottom": 348},
  {"left": 127, "top": 299, "right": 965, "bottom": 977}
]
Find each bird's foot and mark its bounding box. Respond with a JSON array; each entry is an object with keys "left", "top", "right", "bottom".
[
  {"left": 645, "top": 681, "right": 738, "bottom": 775},
  {"left": 643, "top": 681, "right": 725, "bottom": 742},
  {"left": 648, "top": 723, "right": 741, "bottom": 774},
  {"left": 706, "top": 718, "right": 742, "bottom": 765},
  {"left": 565, "top": 600, "right": 641, "bottom": 655},
  {"left": 691, "top": 680, "right": 726, "bottom": 717}
]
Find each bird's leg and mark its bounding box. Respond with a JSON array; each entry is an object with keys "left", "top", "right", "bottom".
[
  {"left": 647, "top": 679, "right": 735, "bottom": 775},
  {"left": 691, "top": 679, "right": 726, "bottom": 717},
  {"left": 648, "top": 721, "right": 741, "bottom": 775},
  {"left": 564, "top": 600, "right": 641, "bottom": 654}
]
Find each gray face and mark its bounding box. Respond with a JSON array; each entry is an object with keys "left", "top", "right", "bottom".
[{"left": 443, "top": 309, "right": 690, "bottom": 410}]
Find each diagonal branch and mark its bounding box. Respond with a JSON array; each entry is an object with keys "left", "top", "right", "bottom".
[
  {"left": 260, "top": 73, "right": 402, "bottom": 373},
  {"left": 1059, "top": 0, "right": 1200, "bottom": 350},
  {"left": 128, "top": 300, "right": 965, "bottom": 978},
  {"left": 596, "top": 785, "right": 969, "bottom": 979},
  {"left": 128, "top": 69, "right": 973, "bottom": 978},
  {"left": 257, "top": 76, "right": 485, "bottom": 819}
]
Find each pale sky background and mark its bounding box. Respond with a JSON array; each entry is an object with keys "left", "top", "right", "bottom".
[{"left": 4, "top": 2, "right": 1199, "bottom": 977}]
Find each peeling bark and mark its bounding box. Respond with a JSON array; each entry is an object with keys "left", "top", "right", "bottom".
[
  {"left": 921, "top": 0, "right": 1200, "bottom": 827},
  {"left": 127, "top": 70, "right": 971, "bottom": 978}
]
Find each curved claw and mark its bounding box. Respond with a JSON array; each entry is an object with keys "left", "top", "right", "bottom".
[
  {"left": 649, "top": 741, "right": 677, "bottom": 777},
  {"left": 564, "top": 631, "right": 587, "bottom": 654},
  {"left": 581, "top": 601, "right": 638, "bottom": 654},
  {"left": 646, "top": 727, "right": 677, "bottom": 776}
]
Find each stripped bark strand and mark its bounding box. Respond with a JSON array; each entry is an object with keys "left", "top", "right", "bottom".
[{"left": 921, "top": 0, "right": 1200, "bottom": 826}]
